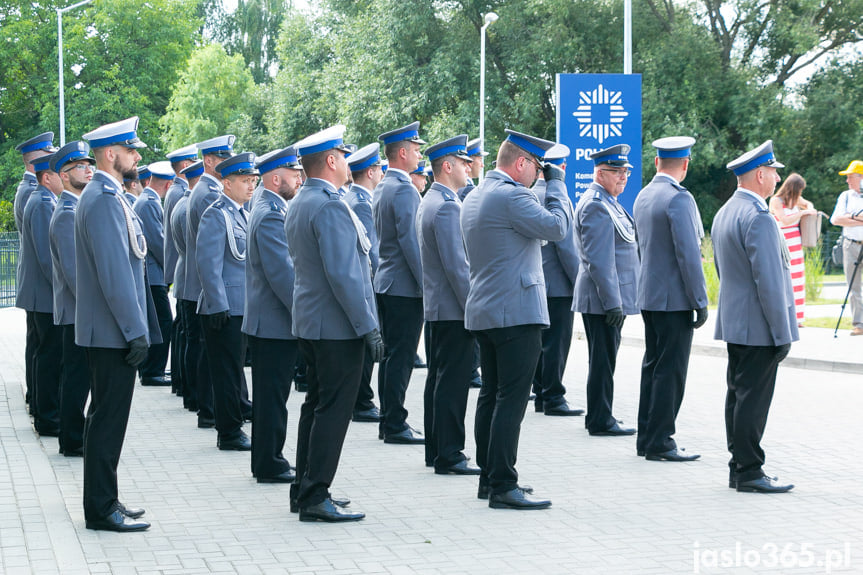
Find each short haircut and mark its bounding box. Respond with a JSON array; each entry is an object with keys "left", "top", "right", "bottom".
[
  {"left": 384, "top": 140, "right": 412, "bottom": 161},
  {"left": 300, "top": 149, "right": 335, "bottom": 175},
  {"left": 431, "top": 155, "right": 457, "bottom": 177},
  {"left": 656, "top": 157, "right": 688, "bottom": 171},
  {"left": 496, "top": 140, "right": 526, "bottom": 169}
]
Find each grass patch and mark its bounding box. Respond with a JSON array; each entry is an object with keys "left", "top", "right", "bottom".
[
  {"left": 803, "top": 316, "right": 853, "bottom": 330},
  {"left": 810, "top": 297, "right": 845, "bottom": 305},
  {"left": 823, "top": 274, "right": 845, "bottom": 282}
]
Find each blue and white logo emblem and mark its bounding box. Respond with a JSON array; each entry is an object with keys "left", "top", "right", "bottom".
[{"left": 571, "top": 83, "right": 629, "bottom": 144}]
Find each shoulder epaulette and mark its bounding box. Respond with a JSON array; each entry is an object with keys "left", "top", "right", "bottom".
[
  {"left": 212, "top": 200, "right": 226, "bottom": 209},
  {"left": 269, "top": 201, "right": 285, "bottom": 214},
  {"left": 753, "top": 200, "right": 769, "bottom": 214},
  {"left": 62, "top": 200, "right": 75, "bottom": 210},
  {"left": 442, "top": 189, "right": 456, "bottom": 202}
]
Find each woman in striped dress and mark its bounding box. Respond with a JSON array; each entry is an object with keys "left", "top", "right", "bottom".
[{"left": 769, "top": 173, "right": 817, "bottom": 326}]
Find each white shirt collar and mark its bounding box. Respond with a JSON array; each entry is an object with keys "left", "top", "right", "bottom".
[
  {"left": 737, "top": 187, "right": 767, "bottom": 206},
  {"left": 263, "top": 188, "right": 288, "bottom": 209},
  {"left": 95, "top": 169, "right": 123, "bottom": 191},
  {"left": 386, "top": 167, "right": 410, "bottom": 179},
  {"left": 655, "top": 172, "right": 680, "bottom": 186}
]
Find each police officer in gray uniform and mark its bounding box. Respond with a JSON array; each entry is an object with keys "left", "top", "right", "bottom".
[
  {"left": 14, "top": 132, "right": 56, "bottom": 413},
  {"left": 457, "top": 137, "right": 487, "bottom": 202},
  {"left": 243, "top": 146, "right": 303, "bottom": 482},
  {"left": 417, "top": 135, "right": 481, "bottom": 475},
  {"left": 373, "top": 121, "right": 427, "bottom": 444},
  {"left": 573, "top": 144, "right": 639, "bottom": 437},
  {"left": 532, "top": 144, "right": 583, "bottom": 416},
  {"left": 134, "top": 161, "right": 175, "bottom": 386},
  {"left": 49, "top": 141, "right": 95, "bottom": 456},
  {"left": 461, "top": 129, "right": 569, "bottom": 510},
  {"left": 345, "top": 143, "right": 384, "bottom": 422},
  {"left": 633, "top": 136, "right": 707, "bottom": 462},
  {"left": 185, "top": 135, "right": 235, "bottom": 428},
  {"left": 77, "top": 116, "right": 160, "bottom": 532},
  {"left": 164, "top": 144, "right": 199, "bottom": 396},
  {"left": 713, "top": 140, "right": 796, "bottom": 494},
  {"left": 171, "top": 160, "right": 204, "bottom": 412},
  {"left": 20, "top": 149, "right": 64, "bottom": 436},
  {"left": 197, "top": 152, "right": 257, "bottom": 451},
  {"left": 286, "top": 125, "right": 383, "bottom": 522}
]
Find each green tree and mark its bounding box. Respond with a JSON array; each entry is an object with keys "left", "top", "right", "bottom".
[
  {"left": 0, "top": 0, "right": 200, "bottom": 199},
  {"left": 159, "top": 43, "right": 257, "bottom": 150},
  {"left": 217, "top": 0, "right": 289, "bottom": 84}
]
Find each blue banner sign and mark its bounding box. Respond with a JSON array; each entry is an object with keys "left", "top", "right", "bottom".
[{"left": 556, "top": 73, "right": 642, "bottom": 214}]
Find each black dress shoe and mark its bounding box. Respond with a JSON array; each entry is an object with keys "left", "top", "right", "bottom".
[
  {"left": 383, "top": 427, "right": 424, "bottom": 445},
  {"left": 257, "top": 470, "right": 296, "bottom": 484},
  {"left": 543, "top": 400, "right": 585, "bottom": 416},
  {"left": 534, "top": 399, "right": 544, "bottom": 413},
  {"left": 141, "top": 376, "right": 171, "bottom": 386},
  {"left": 435, "top": 460, "right": 481, "bottom": 475},
  {"left": 469, "top": 374, "right": 483, "bottom": 388},
  {"left": 645, "top": 448, "right": 700, "bottom": 462},
  {"left": 352, "top": 406, "right": 381, "bottom": 422},
  {"left": 86, "top": 510, "right": 150, "bottom": 532},
  {"left": 291, "top": 496, "right": 349, "bottom": 513},
  {"left": 242, "top": 412, "right": 253, "bottom": 422},
  {"left": 118, "top": 502, "right": 146, "bottom": 519},
  {"left": 217, "top": 431, "right": 252, "bottom": 451},
  {"left": 294, "top": 381, "right": 308, "bottom": 393},
  {"left": 478, "top": 483, "right": 533, "bottom": 500},
  {"left": 489, "top": 487, "right": 551, "bottom": 510},
  {"left": 637, "top": 450, "right": 645, "bottom": 457},
  {"left": 299, "top": 498, "right": 365, "bottom": 522},
  {"left": 198, "top": 417, "right": 215, "bottom": 429},
  {"left": 736, "top": 475, "right": 794, "bottom": 493},
  {"left": 589, "top": 421, "right": 636, "bottom": 436},
  {"left": 61, "top": 446, "right": 84, "bottom": 457}
]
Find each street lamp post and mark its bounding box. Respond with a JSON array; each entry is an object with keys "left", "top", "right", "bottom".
[
  {"left": 624, "top": 0, "right": 632, "bottom": 73},
  {"left": 58, "top": 0, "right": 94, "bottom": 146},
  {"left": 479, "top": 11, "right": 498, "bottom": 183}
]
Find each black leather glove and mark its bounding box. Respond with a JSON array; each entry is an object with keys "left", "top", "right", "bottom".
[
  {"left": 125, "top": 335, "right": 149, "bottom": 368},
  {"left": 542, "top": 162, "right": 565, "bottom": 183},
  {"left": 604, "top": 307, "right": 625, "bottom": 329},
  {"left": 208, "top": 310, "right": 230, "bottom": 331},
  {"left": 775, "top": 343, "right": 791, "bottom": 363},
  {"left": 693, "top": 307, "right": 708, "bottom": 329},
  {"left": 363, "top": 328, "right": 385, "bottom": 363}
]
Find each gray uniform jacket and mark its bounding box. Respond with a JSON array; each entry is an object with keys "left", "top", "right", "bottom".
[
  {"left": 242, "top": 189, "right": 295, "bottom": 340},
  {"left": 75, "top": 171, "right": 161, "bottom": 348},
  {"left": 14, "top": 172, "right": 38, "bottom": 300},
  {"left": 14, "top": 172, "right": 37, "bottom": 233},
  {"left": 196, "top": 195, "right": 246, "bottom": 316},
  {"left": 712, "top": 189, "right": 799, "bottom": 347},
  {"left": 344, "top": 183, "right": 379, "bottom": 274},
  {"left": 372, "top": 169, "right": 423, "bottom": 297},
  {"left": 633, "top": 173, "right": 707, "bottom": 312},
  {"left": 534, "top": 179, "right": 580, "bottom": 298},
  {"left": 417, "top": 182, "right": 470, "bottom": 322},
  {"left": 185, "top": 174, "right": 222, "bottom": 305},
  {"left": 573, "top": 182, "right": 640, "bottom": 315},
  {"left": 133, "top": 188, "right": 166, "bottom": 287},
  {"left": 49, "top": 191, "right": 79, "bottom": 326},
  {"left": 285, "top": 178, "right": 378, "bottom": 340},
  {"left": 460, "top": 169, "right": 571, "bottom": 331},
  {"left": 17, "top": 186, "right": 57, "bottom": 313},
  {"left": 163, "top": 177, "right": 188, "bottom": 285},
  {"left": 457, "top": 179, "right": 475, "bottom": 202},
  {"left": 170, "top": 190, "right": 191, "bottom": 300}
]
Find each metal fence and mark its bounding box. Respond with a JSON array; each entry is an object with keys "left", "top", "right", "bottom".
[{"left": 0, "top": 232, "right": 19, "bottom": 308}]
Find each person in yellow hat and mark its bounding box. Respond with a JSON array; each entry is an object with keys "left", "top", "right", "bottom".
[{"left": 829, "top": 160, "right": 863, "bottom": 335}]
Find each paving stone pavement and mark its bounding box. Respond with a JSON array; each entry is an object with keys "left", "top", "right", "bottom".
[{"left": 1, "top": 305, "right": 861, "bottom": 575}]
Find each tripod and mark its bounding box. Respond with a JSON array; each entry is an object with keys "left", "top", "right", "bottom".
[{"left": 834, "top": 237, "right": 863, "bottom": 337}]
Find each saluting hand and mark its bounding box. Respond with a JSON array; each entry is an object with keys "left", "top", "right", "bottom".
[
  {"left": 693, "top": 307, "right": 708, "bottom": 329},
  {"left": 542, "top": 162, "right": 566, "bottom": 183},
  {"left": 125, "top": 335, "right": 149, "bottom": 368},
  {"left": 363, "top": 328, "right": 385, "bottom": 362}
]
